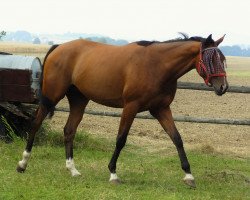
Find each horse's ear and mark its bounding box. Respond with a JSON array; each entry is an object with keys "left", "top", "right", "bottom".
[
  {"left": 205, "top": 34, "right": 213, "bottom": 44},
  {"left": 215, "top": 34, "right": 226, "bottom": 46}
]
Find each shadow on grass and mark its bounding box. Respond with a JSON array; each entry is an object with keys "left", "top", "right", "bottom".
[{"left": 33, "top": 122, "right": 115, "bottom": 152}]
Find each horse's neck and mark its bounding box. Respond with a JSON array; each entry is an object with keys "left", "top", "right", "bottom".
[{"left": 154, "top": 42, "right": 200, "bottom": 82}]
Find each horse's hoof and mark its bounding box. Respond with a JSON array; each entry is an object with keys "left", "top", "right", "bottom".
[
  {"left": 71, "top": 172, "right": 81, "bottom": 177},
  {"left": 184, "top": 179, "right": 196, "bottom": 188},
  {"left": 16, "top": 166, "right": 26, "bottom": 173},
  {"left": 109, "top": 179, "right": 122, "bottom": 185}
]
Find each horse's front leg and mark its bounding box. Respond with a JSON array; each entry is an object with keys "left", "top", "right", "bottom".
[
  {"left": 108, "top": 102, "right": 139, "bottom": 184},
  {"left": 150, "top": 106, "right": 196, "bottom": 188},
  {"left": 17, "top": 105, "right": 49, "bottom": 172}
]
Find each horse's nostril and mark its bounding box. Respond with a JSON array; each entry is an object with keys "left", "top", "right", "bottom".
[
  {"left": 219, "top": 84, "right": 228, "bottom": 95},
  {"left": 220, "top": 85, "right": 224, "bottom": 91}
]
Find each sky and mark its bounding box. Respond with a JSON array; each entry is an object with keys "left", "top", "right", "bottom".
[{"left": 2, "top": 0, "right": 250, "bottom": 45}]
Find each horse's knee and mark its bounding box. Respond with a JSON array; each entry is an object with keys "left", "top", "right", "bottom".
[
  {"left": 63, "top": 126, "right": 75, "bottom": 141},
  {"left": 64, "top": 134, "right": 74, "bottom": 144},
  {"left": 63, "top": 126, "right": 70, "bottom": 136}
]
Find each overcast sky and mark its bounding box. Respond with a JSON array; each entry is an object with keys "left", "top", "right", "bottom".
[{"left": 2, "top": 0, "right": 250, "bottom": 45}]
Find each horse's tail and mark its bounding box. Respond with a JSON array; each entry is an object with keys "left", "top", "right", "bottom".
[{"left": 39, "top": 44, "right": 59, "bottom": 118}]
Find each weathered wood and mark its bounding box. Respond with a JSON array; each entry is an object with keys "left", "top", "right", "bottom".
[
  {"left": 177, "top": 82, "right": 250, "bottom": 94},
  {"left": 0, "top": 103, "right": 36, "bottom": 141},
  {"left": 0, "top": 54, "right": 42, "bottom": 103},
  {"left": 55, "top": 107, "right": 250, "bottom": 126},
  {"left": 0, "top": 69, "right": 36, "bottom": 102},
  {"left": 0, "top": 102, "right": 30, "bottom": 119}
]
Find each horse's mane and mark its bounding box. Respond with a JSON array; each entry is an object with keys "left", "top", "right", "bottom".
[{"left": 136, "top": 33, "right": 207, "bottom": 47}]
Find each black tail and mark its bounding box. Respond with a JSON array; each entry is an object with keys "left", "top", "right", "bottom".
[{"left": 40, "top": 44, "right": 59, "bottom": 118}]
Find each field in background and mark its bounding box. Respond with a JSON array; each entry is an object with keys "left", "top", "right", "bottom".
[
  {"left": 0, "top": 42, "right": 250, "bottom": 199},
  {"left": 1, "top": 41, "right": 250, "bottom": 73},
  {"left": 0, "top": 41, "right": 49, "bottom": 57}
]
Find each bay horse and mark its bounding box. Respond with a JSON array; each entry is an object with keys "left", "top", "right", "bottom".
[{"left": 17, "top": 33, "right": 228, "bottom": 188}]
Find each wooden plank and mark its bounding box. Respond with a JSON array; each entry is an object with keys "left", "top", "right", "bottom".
[
  {"left": 55, "top": 107, "right": 250, "bottom": 126},
  {"left": 0, "top": 69, "right": 35, "bottom": 102},
  {"left": 0, "top": 69, "right": 31, "bottom": 85},
  {"left": 177, "top": 82, "right": 250, "bottom": 93},
  {"left": 0, "top": 102, "right": 30, "bottom": 119}
]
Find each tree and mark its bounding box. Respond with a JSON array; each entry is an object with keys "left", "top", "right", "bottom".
[
  {"left": 85, "top": 37, "right": 93, "bottom": 41},
  {"left": 48, "top": 41, "right": 54, "bottom": 45},
  {"left": 33, "top": 37, "right": 41, "bottom": 44},
  {"left": 96, "top": 37, "right": 107, "bottom": 44},
  {"left": 13, "top": 31, "right": 32, "bottom": 42},
  {"left": 0, "top": 31, "right": 6, "bottom": 40}
]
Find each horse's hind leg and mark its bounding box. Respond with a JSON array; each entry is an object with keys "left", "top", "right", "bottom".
[
  {"left": 64, "top": 86, "right": 89, "bottom": 176},
  {"left": 150, "top": 106, "right": 196, "bottom": 188},
  {"left": 16, "top": 104, "right": 50, "bottom": 172}
]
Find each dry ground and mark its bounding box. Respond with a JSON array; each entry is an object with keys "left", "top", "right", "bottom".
[{"left": 1, "top": 42, "right": 249, "bottom": 158}]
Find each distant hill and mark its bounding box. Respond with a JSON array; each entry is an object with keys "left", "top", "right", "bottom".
[
  {"left": 2, "top": 30, "right": 128, "bottom": 46},
  {"left": 2, "top": 30, "right": 250, "bottom": 56},
  {"left": 4, "top": 31, "right": 33, "bottom": 42}
]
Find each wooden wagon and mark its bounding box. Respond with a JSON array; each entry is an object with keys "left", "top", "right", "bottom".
[{"left": 0, "top": 52, "right": 42, "bottom": 141}]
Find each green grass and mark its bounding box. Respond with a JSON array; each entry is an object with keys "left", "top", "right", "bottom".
[
  {"left": 227, "top": 70, "right": 250, "bottom": 77},
  {"left": 0, "top": 131, "right": 249, "bottom": 200}
]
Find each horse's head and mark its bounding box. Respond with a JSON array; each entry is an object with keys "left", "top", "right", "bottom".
[{"left": 196, "top": 34, "right": 228, "bottom": 96}]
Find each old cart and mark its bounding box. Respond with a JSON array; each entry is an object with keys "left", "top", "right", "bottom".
[{"left": 0, "top": 53, "right": 42, "bottom": 141}]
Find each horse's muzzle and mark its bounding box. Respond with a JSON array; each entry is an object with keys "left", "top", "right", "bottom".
[{"left": 214, "top": 84, "right": 228, "bottom": 96}]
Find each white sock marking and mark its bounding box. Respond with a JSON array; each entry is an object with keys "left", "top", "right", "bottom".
[
  {"left": 184, "top": 173, "right": 195, "bottom": 181},
  {"left": 66, "top": 158, "right": 81, "bottom": 176},
  {"left": 18, "top": 150, "right": 31, "bottom": 169},
  {"left": 109, "top": 173, "right": 119, "bottom": 181}
]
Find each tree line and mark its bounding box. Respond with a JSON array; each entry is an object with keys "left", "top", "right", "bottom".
[
  {"left": 0, "top": 31, "right": 6, "bottom": 40},
  {"left": 1, "top": 30, "right": 250, "bottom": 56},
  {"left": 220, "top": 46, "right": 250, "bottom": 57}
]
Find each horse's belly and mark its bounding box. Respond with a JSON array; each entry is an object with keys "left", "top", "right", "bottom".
[
  {"left": 91, "top": 98, "right": 124, "bottom": 108},
  {"left": 73, "top": 64, "right": 126, "bottom": 108},
  {"left": 84, "top": 90, "right": 124, "bottom": 108},
  {"left": 77, "top": 83, "right": 124, "bottom": 108}
]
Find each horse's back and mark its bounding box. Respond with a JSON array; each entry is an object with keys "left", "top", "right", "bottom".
[{"left": 43, "top": 39, "right": 142, "bottom": 107}]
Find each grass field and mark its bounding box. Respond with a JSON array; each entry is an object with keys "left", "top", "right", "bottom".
[{"left": 0, "top": 130, "right": 249, "bottom": 200}]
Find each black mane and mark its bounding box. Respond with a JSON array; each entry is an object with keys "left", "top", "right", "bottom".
[
  {"left": 136, "top": 33, "right": 207, "bottom": 47},
  {"left": 136, "top": 40, "right": 157, "bottom": 47}
]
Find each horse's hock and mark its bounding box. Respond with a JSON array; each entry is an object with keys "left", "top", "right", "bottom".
[{"left": 0, "top": 53, "right": 42, "bottom": 140}]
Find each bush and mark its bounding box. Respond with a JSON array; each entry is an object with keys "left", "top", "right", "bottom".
[
  {"left": 0, "top": 115, "right": 16, "bottom": 142},
  {"left": 33, "top": 37, "right": 41, "bottom": 44}
]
